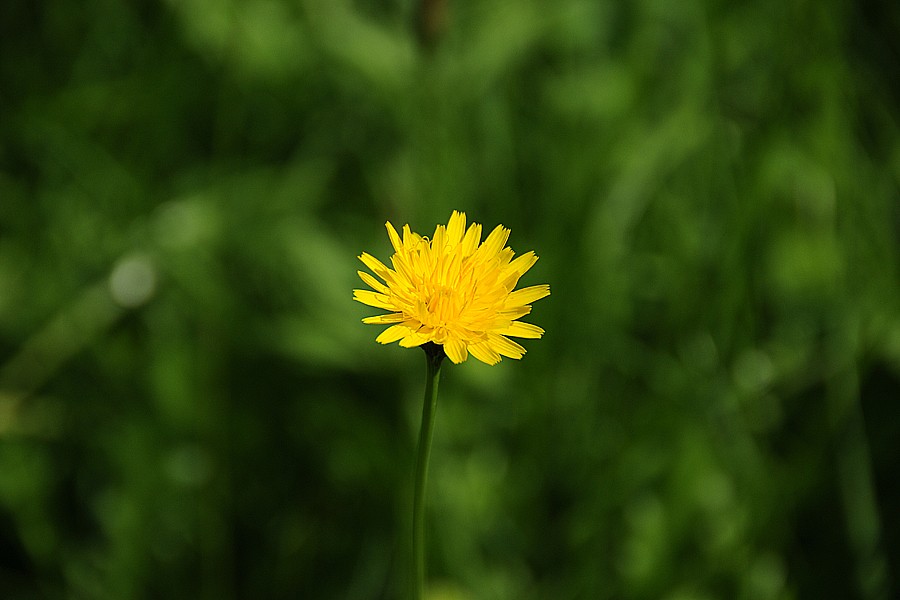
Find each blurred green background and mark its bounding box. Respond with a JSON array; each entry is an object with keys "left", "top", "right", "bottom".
[{"left": 1, "top": 0, "right": 899, "bottom": 598}]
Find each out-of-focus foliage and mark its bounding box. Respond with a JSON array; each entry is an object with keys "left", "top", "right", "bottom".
[{"left": 1, "top": 0, "right": 899, "bottom": 598}]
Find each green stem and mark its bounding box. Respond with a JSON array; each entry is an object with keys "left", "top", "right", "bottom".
[{"left": 413, "top": 343, "right": 444, "bottom": 600}]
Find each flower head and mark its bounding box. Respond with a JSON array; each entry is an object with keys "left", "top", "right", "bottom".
[{"left": 354, "top": 211, "right": 549, "bottom": 365}]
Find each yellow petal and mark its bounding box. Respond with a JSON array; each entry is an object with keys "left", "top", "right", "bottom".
[
  {"left": 500, "top": 271, "right": 522, "bottom": 291},
  {"left": 442, "top": 250, "right": 462, "bottom": 289},
  {"left": 468, "top": 341, "right": 501, "bottom": 365},
  {"left": 359, "top": 253, "right": 394, "bottom": 280},
  {"left": 376, "top": 324, "right": 411, "bottom": 344},
  {"left": 477, "top": 224, "right": 510, "bottom": 260},
  {"left": 386, "top": 221, "right": 402, "bottom": 253},
  {"left": 505, "top": 284, "right": 550, "bottom": 308},
  {"left": 390, "top": 253, "right": 416, "bottom": 286},
  {"left": 402, "top": 224, "right": 422, "bottom": 249},
  {"left": 432, "top": 224, "right": 446, "bottom": 252},
  {"left": 446, "top": 211, "right": 466, "bottom": 246},
  {"left": 353, "top": 289, "right": 395, "bottom": 310},
  {"left": 487, "top": 333, "right": 526, "bottom": 359},
  {"left": 357, "top": 270, "right": 389, "bottom": 294},
  {"left": 362, "top": 313, "right": 405, "bottom": 325},
  {"left": 507, "top": 251, "right": 538, "bottom": 276},
  {"left": 498, "top": 321, "right": 544, "bottom": 339},
  {"left": 461, "top": 223, "right": 482, "bottom": 257},
  {"left": 497, "top": 306, "right": 532, "bottom": 320},
  {"left": 497, "top": 247, "right": 515, "bottom": 267},
  {"left": 444, "top": 338, "right": 468, "bottom": 364},
  {"left": 399, "top": 331, "right": 430, "bottom": 347}
]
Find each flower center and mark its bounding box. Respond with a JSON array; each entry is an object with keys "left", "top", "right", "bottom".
[{"left": 416, "top": 283, "right": 463, "bottom": 329}]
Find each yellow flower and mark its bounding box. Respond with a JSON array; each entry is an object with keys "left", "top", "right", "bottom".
[{"left": 354, "top": 210, "right": 549, "bottom": 365}]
